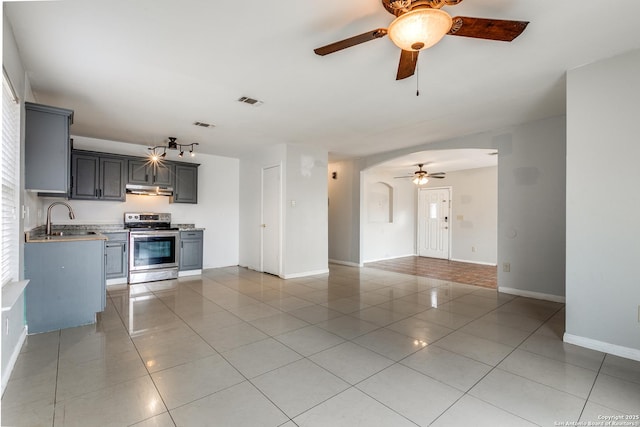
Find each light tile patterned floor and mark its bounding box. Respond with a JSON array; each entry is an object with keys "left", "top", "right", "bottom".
[{"left": 2, "top": 265, "right": 639, "bottom": 426}]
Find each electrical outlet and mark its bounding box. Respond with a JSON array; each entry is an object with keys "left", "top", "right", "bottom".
[
  {"left": 471, "top": 246, "right": 476, "bottom": 253},
  {"left": 503, "top": 262, "right": 511, "bottom": 273}
]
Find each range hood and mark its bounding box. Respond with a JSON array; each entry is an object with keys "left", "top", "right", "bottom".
[{"left": 125, "top": 184, "right": 173, "bottom": 196}]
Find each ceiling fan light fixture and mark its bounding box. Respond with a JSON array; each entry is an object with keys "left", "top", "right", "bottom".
[
  {"left": 412, "top": 175, "right": 429, "bottom": 185},
  {"left": 387, "top": 8, "right": 453, "bottom": 51}
]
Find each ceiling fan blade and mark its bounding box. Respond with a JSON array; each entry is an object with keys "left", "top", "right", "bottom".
[
  {"left": 314, "top": 29, "right": 388, "bottom": 56},
  {"left": 429, "top": 175, "right": 446, "bottom": 179},
  {"left": 396, "top": 50, "right": 419, "bottom": 80},
  {"left": 448, "top": 17, "right": 529, "bottom": 42},
  {"left": 428, "top": 172, "right": 446, "bottom": 176}
]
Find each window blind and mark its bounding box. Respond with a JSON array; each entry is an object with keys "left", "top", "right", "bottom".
[{"left": 2, "top": 73, "right": 20, "bottom": 287}]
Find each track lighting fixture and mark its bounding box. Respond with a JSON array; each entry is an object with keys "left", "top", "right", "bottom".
[{"left": 148, "top": 137, "right": 199, "bottom": 162}]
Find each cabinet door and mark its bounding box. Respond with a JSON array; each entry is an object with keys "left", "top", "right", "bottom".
[
  {"left": 71, "top": 153, "right": 99, "bottom": 199},
  {"left": 179, "top": 231, "right": 203, "bottom": 271},
  {"left": 25, "top": 103, "right": 73, "bottom": 193},
  {"left": 154, "top": 162, "right": 174, "bottom": 186},
  {"left": 100, "top": 157, "right": 126, "bottom": 201},
  {"left": 105, "top": 241, "right": 127, "bottom": 279},
  {"left": 25, "top": 240, "right": 104, "bottom": 333},
  {"left": 128, "top": 159, "right": 151, "bottom": 184},
  {"left": 173, "top": 164, "right": 198, "bottom": 204}
]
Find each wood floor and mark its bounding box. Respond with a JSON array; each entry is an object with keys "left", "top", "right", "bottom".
[{"left": 365, "top": 256, "right": 497, "bottom": 289}]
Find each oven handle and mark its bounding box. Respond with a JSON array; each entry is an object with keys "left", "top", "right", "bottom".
[{"left": 130, "top": 231, "right": 180, "bottom": 239}]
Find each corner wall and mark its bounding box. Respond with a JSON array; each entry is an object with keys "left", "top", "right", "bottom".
[{"left": 565, "top": 48, "right": 640, "bottom": 359}]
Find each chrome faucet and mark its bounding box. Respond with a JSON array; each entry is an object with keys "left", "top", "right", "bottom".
[{"left": 46, "top": 202, "right": 76, "bottom": 235}]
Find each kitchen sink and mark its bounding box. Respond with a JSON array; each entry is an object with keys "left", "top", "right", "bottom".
[{"left": 48, "top": 230, "right": 98, "bottom": 236}]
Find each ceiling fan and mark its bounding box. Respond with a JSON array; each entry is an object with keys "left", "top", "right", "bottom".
[
  {"left": 395, "top": 163, "right": 445, "bottom": 185},
  {"left": 314, "top": 0, "right": 529, "bottom": 80}
]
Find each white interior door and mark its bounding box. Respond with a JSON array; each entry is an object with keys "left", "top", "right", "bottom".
[
  {"left": 261, "top": 165, "right": 281, "bottom": 275},
  {"left": 417, "top": 187, "right": 451, "bottom": 259}
]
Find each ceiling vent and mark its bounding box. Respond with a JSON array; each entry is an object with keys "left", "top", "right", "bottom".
[
  {"left": 238, "top": 96, "right": 264, "bottom": 107},
  {"left": 193, "top": 121, "right": 214, "bottom": 128}
]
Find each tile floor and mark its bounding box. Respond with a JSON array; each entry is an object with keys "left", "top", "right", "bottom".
[
  {"left": 2, "top": 265, "right": 640, "bottom": 426},
  {"left": 365, "top": 256, "right": 498, "bottom": 288}
]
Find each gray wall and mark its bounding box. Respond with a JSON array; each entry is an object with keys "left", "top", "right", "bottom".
[
  {"left": 329, "top": 116, "right": 567, "bottom": 299},
  {"left": 566, "top": 48, "right": 640, "bottom": 354}
]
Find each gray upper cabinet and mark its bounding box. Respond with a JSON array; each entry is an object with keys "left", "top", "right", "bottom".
[
  {"left": 71, "top": 151, "right": 126, "bottom": 201},
  {"left": 25, "top": 102, "right": 74, "bottom": 193},
  {"left": 173, "top": 164, "right": 199, "bottom": 204},
  {"left": 128, "top": 159, "right": 174, "bottom": 187}
]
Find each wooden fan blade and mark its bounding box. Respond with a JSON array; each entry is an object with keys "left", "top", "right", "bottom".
[
  {"left": 429, "top": 175, "right": 446, "bottom": 179},
  {"left": 314, "top": 29, "right": 388, "bottom": 56},
  {"left": 396, "top": 50, "right": 419, "bottom": 80},
  {"left": 448, "top": 17, "right": 529, "bottom": 42},
  {"left": 428, "top": 172, "right": 446, "bottom": 176},
  {"left": 393, "top": 176, "right": 412, "bottom": 179}
]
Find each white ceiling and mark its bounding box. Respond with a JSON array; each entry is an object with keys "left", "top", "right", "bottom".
[{"left": 5, "top": 0, "right": 640, "bottom": 165}]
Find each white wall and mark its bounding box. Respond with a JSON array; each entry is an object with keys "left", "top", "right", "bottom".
[
  {"left": 284, "top": 144, "right": 328, "bottom": 277},
  {"left": 330, "top": 116, "right": 566, "bottom": 299},
  {"left": 361, "top": 169, "right": 416, "bottom": 262},
  {"left": 41, "top": 136, "right": 240, "bottom": 269},
  {"left": 565, "top": 48, "right": 640, "bottom": 359},
  {"left": 239, "top": 143, "right": 328, "bottom": 278},
  {"left": 423, "top": 166, "right": 497, "bottom": 265}
]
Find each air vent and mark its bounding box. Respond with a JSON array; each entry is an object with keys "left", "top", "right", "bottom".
[
  {"left": 193, "top": 121, "right": 214, "bottom": 128},
  {"left": 238, "top": 96, "right": 264, "bottom": 106}
]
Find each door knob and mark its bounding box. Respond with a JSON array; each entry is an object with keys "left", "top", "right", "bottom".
[{"left": 261, "top": 224, "right": 266, "bottom": 228}]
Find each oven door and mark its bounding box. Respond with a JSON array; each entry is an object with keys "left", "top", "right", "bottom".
[{"left": 129, "top": 231, "right": 179, "bottom": 272}]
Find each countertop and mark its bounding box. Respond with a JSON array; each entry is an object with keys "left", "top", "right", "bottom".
[{"left": 25, "top": 224, "right": 204, "bottom": 242}]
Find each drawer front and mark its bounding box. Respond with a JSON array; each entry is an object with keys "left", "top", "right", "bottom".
[{"left": 103, "top": 232, "right": 129, "bottom": 242}]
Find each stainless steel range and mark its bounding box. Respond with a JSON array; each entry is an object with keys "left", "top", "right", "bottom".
[{"left": 125, "top": 212, "right": 180, "bottom": 284}]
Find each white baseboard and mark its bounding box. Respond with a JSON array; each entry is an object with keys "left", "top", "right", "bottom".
[
  {"left": 450, "top": 258, "right": 497, "bottom": 266},
  {"left": 106, "top": 277, "right": 127, "bottom": 286},
  {"left": 282, "top": 269, "right": 330, "bottom": 279},
  {"left": 1, "top": 326, "right": 27, "bottom": 396},
  {"left": 498, "top": 286, "right": 566, "bottom": 303},
  {"left": 563, "top": 333, "right": 640, "bottom": 362},
  {"left": 328, "top": 259, "right": 363, "bottom": 268},
  {"left": 363, "top": 254, "right": 416, "bottom": 263},
  {"left": 179, "top": 269, "right": 202, "bottom": 277}
]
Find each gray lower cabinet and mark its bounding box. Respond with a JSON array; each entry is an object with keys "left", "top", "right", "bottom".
[
  {"left": 71, "top": 151, "right": 126, "bottom": 201},
  {"left": 179, "top": 230, "right": 203, "bottom": 271},
  {"left": 128, "top": 159, "right": 174, "bottom": 187},
  {"left": 24, "top": 240, "right": 105, "bottom": 334},
  {"left": 173, "top": 164, "right": 199, "bottom": 204},
  {"left": 103, "top": 232, "right": 128, "bottom": 280},
  {"left": 25, "top": 102, "right": 74, "bottom": 194}
]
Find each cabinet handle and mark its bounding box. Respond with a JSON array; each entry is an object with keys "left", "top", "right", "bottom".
[
  {"left": 95, "top": 189, "right": 98, "bottom": 197},
  {"left": 145, "top": 174, "right": 148, "bottom": 181},
  {"left": 99, "top": 189, "right": 102, "bottom": 198},
  {"left": 181, "top": 241, "right": 183, "bottom": 248}
]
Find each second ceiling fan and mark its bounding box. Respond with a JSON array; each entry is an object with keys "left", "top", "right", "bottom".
[
  {"left": 395, "top": 164, "right": 445, "bottom": 185},
  {"left": 314, "top": 0, "right": 529, "bottom": 80}
]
